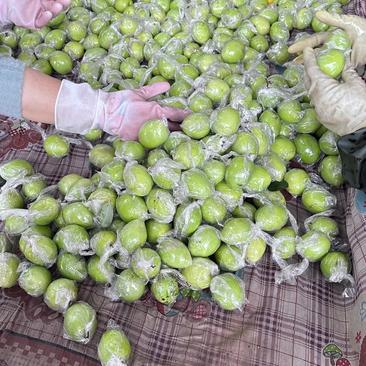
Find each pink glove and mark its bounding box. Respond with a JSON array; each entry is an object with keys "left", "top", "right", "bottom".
[
  {"left": 0, "top": 0, "right": 71, "bottom": 29},
  {"left": 55, "top": 81, "right": 190, "bottom": 139}
]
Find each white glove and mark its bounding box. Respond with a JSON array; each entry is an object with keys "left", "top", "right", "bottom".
[
  {"left": 302, "top": 47, "right": 366, "bottom": 136},
  {"left": 55, "top": 80, "right": 189, "bottom": 139},
  {"left": 289, "top": 11, "right": 366, "bottom": 67}
]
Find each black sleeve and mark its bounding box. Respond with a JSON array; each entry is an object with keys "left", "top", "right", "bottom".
[{"left": 337, "top": 127, "right": 366, "bottom": 190}]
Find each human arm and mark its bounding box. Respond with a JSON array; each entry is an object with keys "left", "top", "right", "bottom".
[{"left": 0, "top": 57, "right": 188, "bottom": 139}]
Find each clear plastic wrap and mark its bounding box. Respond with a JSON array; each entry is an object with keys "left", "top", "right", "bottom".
[
  {"left": 177, "top": 168, "right": 214, "bottom": 202},
  {"left": 19, "top": 233, "right": 58, "bottom": 268},
  {"left": 138, "top": 119, "right": 170, "bottom": 149},
  {"left": 210, "top": 106, "right": 241, "bottom": 137},
  {"left": 90, "top": 230, "right": 117, "bottom": 258},
  {"left": 318, "top": 130, "right": 339, "bottom": 156},
  {"left": 29, "top": 195, "right": 61, "bottom": 226},
  {"left": 200, "top": 195, "right": 228, "bottom": 225},
  {"left": 225, "top": 156, "right": 254, "bottom": 189},
  {"left": 215, "top": 181, "right": 243, "bottom": 212},
  {"left": 89, "top": 144, "right": 115, "bottom": 169},
  {"left": 245, "top": 232, "right": 267, "bottom": 266},
  {"left": 247, "top": 123, "right": 274, "bottom": 156},
  {"left": 304, "top": 211, "right": 339, "bottom": 240},
  {"left": 201, "top": 134, "right": 236, "bottom": 157},
  {"left": 87, "top": 188, "right": 117, "bottom": 228},
  {"left": 0, "top": 159, "right": 33, "bottom": 181},
  {"left": 148, "top": 158, "right": 183, "bottom": 191},
  {"left": 130, "top": 247, "right": 161, "bottom": 281},
  {"left": 243, "top": 165, "right": 272, "bottom": 193},
  {"left": 181, "top": 113, "right": 211, "bottom": 140},
  {"left": 0, "top": 232, "right": 11, "bottom": 253},
  {"left": 157, "top": 238, "right": 192, "bottom": 269},
  {"left": 105, "top": 268, "right": 147, "bottom": 303},
  {"left": 283, "top": 168, "right": 310, "bottom": 197},
  {"left": 58, "top": 174, "right": 82, "bottom": 196},
  {"left": 214, "top": 243, "right": 246, "bottom": 272},
  {"left": 0, "top": 187, "right": 24, "bottom": 210},
  {"left": 316, "top": 45, "right": 346, "bottom": 79},
  {"left": 54, "top": 224, "right": 91, "bottom": 255},
  {"left": 123, "top": 161, "right": 153, "bottom": 197},
  {"left": 318, "top": 155, "right": 343, "bottom": 187},
  {"left": 172, "top": 139, "right": 206, "bottom": 170},
  {"left": 301, "top": 181, "right": 337, "bottom": 214},
  {"left": 87, "top": 255, "right": 115, "bottom": 284},
  {"left": 63, "top": 301, "right": 98, "bottom": 344},
  {"left": 272, "top": 227, "right": 297, "bottom": 261},
  {"left": 56, "top": 252, "right": 88, "bottom": 282},
  {"left": 99, "top": 158, "right": 126, "bottom": 191},
  {"left": 188, "top": 225, "right": 221, "bottom": 257},
  {"left": 115, "top": 192, "right": 148, "bottom": 222},
  {"left": 254, "top": 203, "right": 289, "bottom": 233},
  {"left": 163, "top": 131, "right": 191, "bottom": 154},
  {"left": 0, "top": 252, "right": 20, "bottom": 288},
  {"left": 297, "top": 230, "right": 331, "bottom": 262},
  {"left": 113, "top": 140, "right": 146, "bottom": 162},
  {"left": 320, "top": 251, "right": 355, "bottom": 298},
  {"left": 274, "top": 258, "right": 310, "bottom": 285},
  {"left": 44, "top": 278, "right": 78, "bottom": 313},
  {"left": 97, "top": 319, "right": 132, "bottom": 366},
  {"left": 231, "top": 130, "right": 259, "bottom": 158},
  {"left": 17, "top": 262, "right": 52, "bottom": 297},
  {"left": 118, "top": 219, "right": 147, "bottom": 254},
  {"left": 150, "top": 272, "right": 180, "bottom": 306},
  {"left": 258, "top": 153, "right": 287, "bottom": 183},
  {"left": 182, "top": 257, "right": 219, "bottom": 290},
  {"left": 193, "top": 74, "right": 231, "bottom": 107},
  {"left": 209, "top": 273, "right": 247, "bottom": 311},
  {"left": 146, "top": 188, "right": 176, "bottom": 224},
  {"left": 62, "top": 202, "right": 95, "bottom": 229},
  {"left": 43, "top": 134, "right": 70, "bottom": 158},
  {"left": 65, "top": 177, "right": 95, "bottom": 202},
  {"left": 221, "top": 217, "right": 253, "bottom": 246},
  {"left": 1, "top": 209, "right": 31, "bottom": 236},
  {"left": 174, "top": 201, "right": 202, "bottom": 238},
  {"left": 21, "top": 174, "right": 47, "bottom": 202}
]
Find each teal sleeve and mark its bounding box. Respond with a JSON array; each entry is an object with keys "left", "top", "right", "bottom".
[{"left": 0, "top": 56, "right": 26, "bottom": 119}]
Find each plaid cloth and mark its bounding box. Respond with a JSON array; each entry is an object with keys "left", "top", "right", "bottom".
[
  {"left": 1, "top": 2, "right": 366, "bottom": 365},
  {"left": 0, "top": 129, "right": 362, "bottom": 366}
]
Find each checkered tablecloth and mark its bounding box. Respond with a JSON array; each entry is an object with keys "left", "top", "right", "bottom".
[
  {"left": 0, "top": 121, "right": 364, "bottom": 366},
  {"left": 1, "top": 1, "right": 366, "bottom": 364}
]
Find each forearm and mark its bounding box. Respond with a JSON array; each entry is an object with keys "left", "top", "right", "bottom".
[
  {"left": 22, "top": 67, "right": 61, "bottom": 124},
  {"left": 0, "top": 57, "right": 60, "bottom": 124}
]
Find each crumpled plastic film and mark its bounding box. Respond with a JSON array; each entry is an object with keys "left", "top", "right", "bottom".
[
  {"left": 44, "top": 278, "right": 78, "bottom": 313},
  {"left": 1, "top": 209, "right": 31, "bottom": 236},
  {"left": 210, "top": 273, "right": 247, "bottom": 311},
  {"left": 98, "top": 319, "right": 132, "bottom": 366},
  {"left": 274, "top": 258, "right": 310, "bottom": 285},
  {"left": 146, "top": 188, "right": 176, "bottom": 223},
  {"left": 302, "top": 180, "right": 337, "bottom": 214},
  {"left": 63, "top": 301, "right": 97, "bottom": 345},
  {"left": 54, "top": 224, "right": 91, "bottom": 256},
  {"left": 148, "top": 158, "right": 183, "bottom": 191}
]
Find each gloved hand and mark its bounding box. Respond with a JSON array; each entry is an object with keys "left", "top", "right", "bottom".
[
  {"left": 0, "top": 0, "right": 71, "bottom": 29},
  {"left": 301, "top": 47, "right": 366, "bottom": 136},
  {"left": 288, "top": 11, "right": 366, "bottom": 67},
  {"left": 55, "top": 81, "right": 190, "bottom": 140}
]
